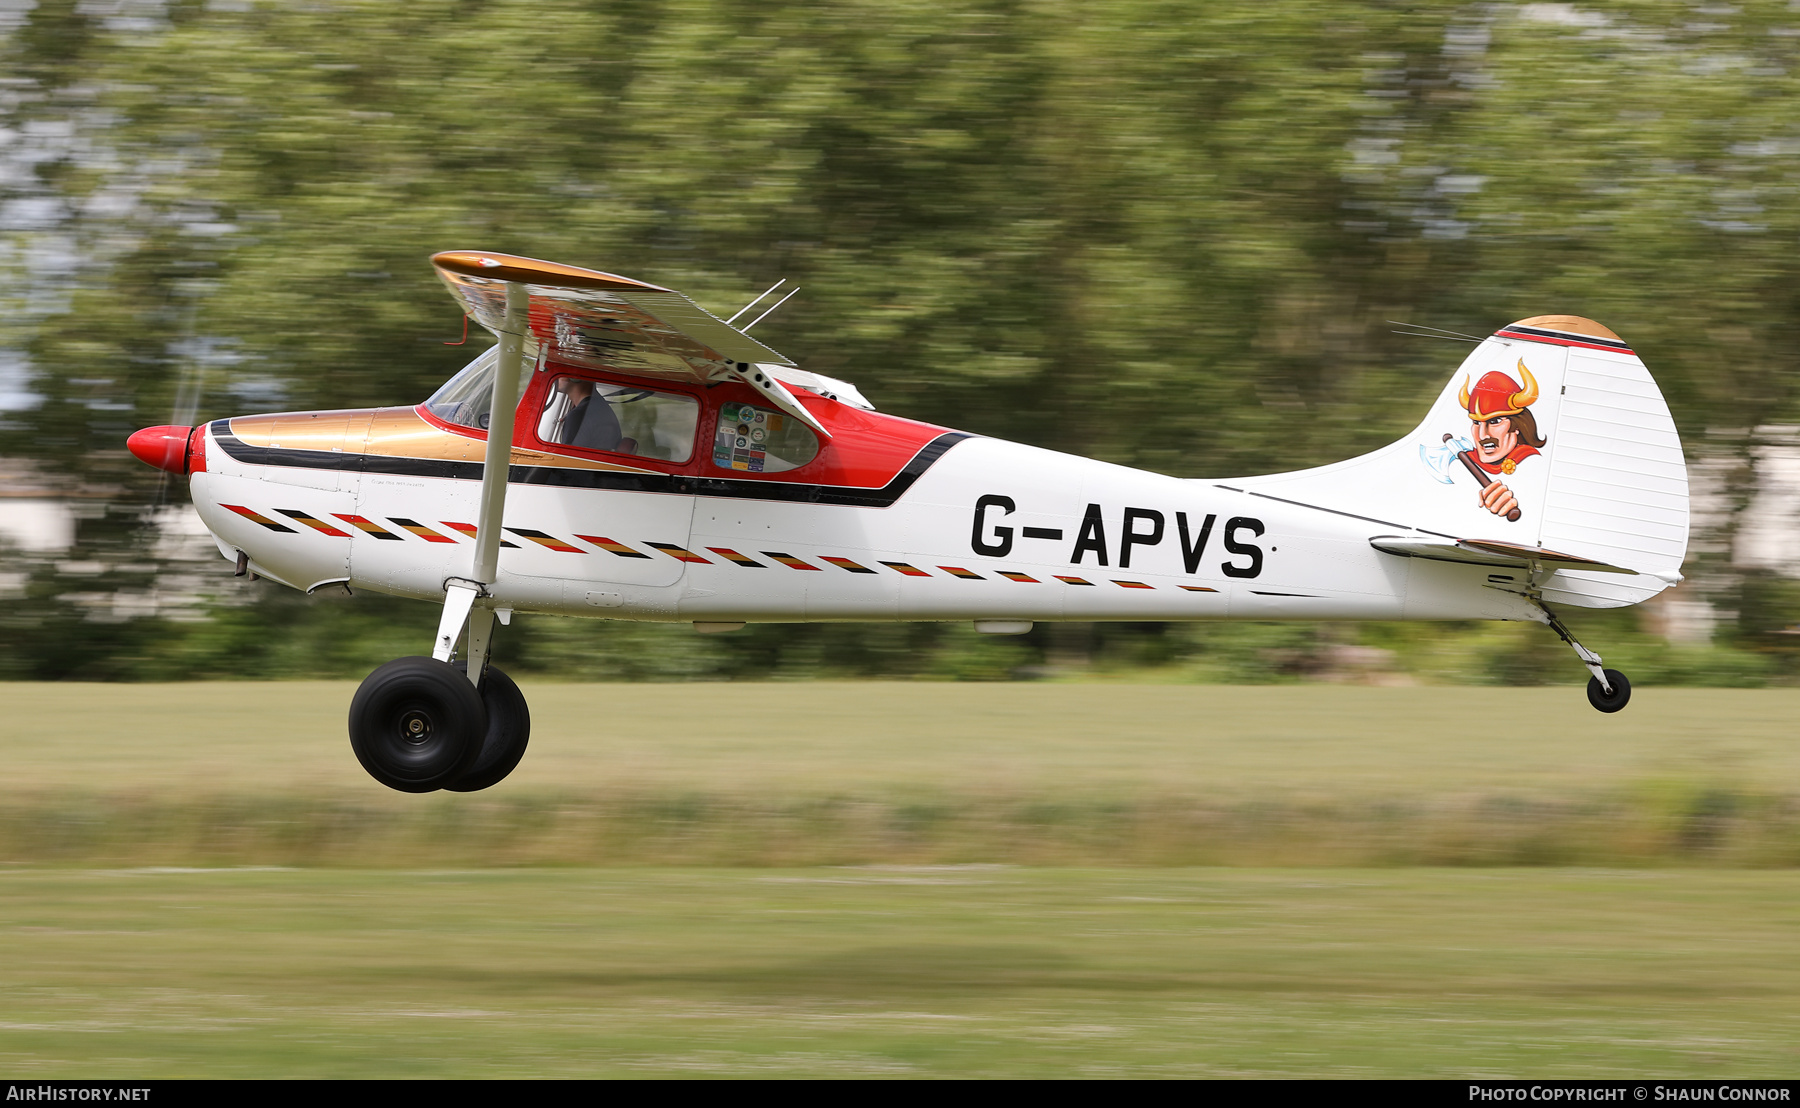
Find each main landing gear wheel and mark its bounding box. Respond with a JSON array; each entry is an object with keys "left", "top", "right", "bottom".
[
  {"left": 349, "top": 657, "right": 487, "bottom": 793},
  {"left": 1586, "top": 668, "right": 1631, "bottom": 714},
  {"left": 445, "top": 663, "right": 531, "bottom": 793}
]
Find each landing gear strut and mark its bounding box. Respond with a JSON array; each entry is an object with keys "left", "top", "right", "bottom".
[
  {"left": 350, "top": 276, "right": 535, "bottom": 793},
  {"left": 1540, "top": 603, "right": 1631, "bottom": 714}
]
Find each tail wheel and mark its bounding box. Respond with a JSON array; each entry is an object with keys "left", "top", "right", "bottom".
[
  {"left": 349, "top": 657, "right": 487, "bottom": 792},
  {"left": 445, "top": 663, "right": 531, "bottom": 793},
  {"left": 1586, "top": 668, "right": 1631, "bottom": 714}
]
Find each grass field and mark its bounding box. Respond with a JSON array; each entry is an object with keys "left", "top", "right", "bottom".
[
  {"left": 4, "top": 682, "right": 1799, "bottom": 865},
  {"left": 3, "top": 866, "right": 1798, "bottom": 1077},
  {"left": 14, "top": 681, "right": 1800, "bottom": 796},
  {"left": 5, "top": 682, "right": 1800, "bottom": 1076}
]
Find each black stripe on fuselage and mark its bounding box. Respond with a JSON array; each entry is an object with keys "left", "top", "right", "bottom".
[{"left": 207, "top": 421, "right": 973, "bottom": 509}]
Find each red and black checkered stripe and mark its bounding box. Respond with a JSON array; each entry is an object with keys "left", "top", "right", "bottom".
[{"left": 221, "top": 505, "right": 1234, "bottom": 592}]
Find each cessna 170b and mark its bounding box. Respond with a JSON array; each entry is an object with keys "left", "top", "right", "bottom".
[{"left": 127, "top": 251, "right": 1688, "bottom": 794}]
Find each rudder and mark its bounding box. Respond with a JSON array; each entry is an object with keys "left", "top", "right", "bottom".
[{"left": 1518, "top": 317, "right": 1687, "bottom": 607}]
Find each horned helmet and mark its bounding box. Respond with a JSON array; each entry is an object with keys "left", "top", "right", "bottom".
[{"left": 1460, "top": 359, "right": 1540, "bottom": 421}]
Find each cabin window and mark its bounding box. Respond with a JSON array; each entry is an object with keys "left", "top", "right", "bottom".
[
  {"left": 422, "top": 346, "right": 532, "bottom": 431},
  {"left": 711, "top": 401, "right": 820, "bottom": 473},
  {"left": 537, "top": 376, "right": 698, "bottom": 463}
]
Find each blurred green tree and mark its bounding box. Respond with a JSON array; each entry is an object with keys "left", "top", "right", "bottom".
[{"left": 2, "top": 0, "right": 1798, "bottom": 682}]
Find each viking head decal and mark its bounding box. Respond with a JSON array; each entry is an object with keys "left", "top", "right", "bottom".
[{"left": 1435, "top": 358, "right": 1549, "bottom": 519}]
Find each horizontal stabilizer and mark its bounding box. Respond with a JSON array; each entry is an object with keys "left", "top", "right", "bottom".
[{"left": 1369, "top": 536, "right": 1641, "bottom": 576}]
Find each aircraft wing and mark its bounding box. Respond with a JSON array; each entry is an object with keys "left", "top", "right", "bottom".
[
  {"left": 433, "top": 251, "right": 837, "bottom": 437},
  {"left": 432, "top": 251, "right": 794, "bottom": 382}
]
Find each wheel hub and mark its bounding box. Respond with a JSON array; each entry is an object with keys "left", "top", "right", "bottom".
[{"left": 400, "top": 710, "right": 433, "bottom": 745}]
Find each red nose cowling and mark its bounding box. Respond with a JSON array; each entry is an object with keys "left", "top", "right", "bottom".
[{"left": 127, "top": 425, "right": 194, "bottom": 474}]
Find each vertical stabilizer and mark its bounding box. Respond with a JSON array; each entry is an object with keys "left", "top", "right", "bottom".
[{"left": 1231, "top": 315, "right": 1688, "bottom": 608}]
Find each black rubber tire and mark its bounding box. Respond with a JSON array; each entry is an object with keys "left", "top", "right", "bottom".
[
  {"left": 348, "top": 657, "right": 488, "bottom": 793},
  {"left": 1586, "top": 668, "right": 1632, "bottom": 713},
  {"left": 445, "top": 664, "right": 531, "bottom": 793}
]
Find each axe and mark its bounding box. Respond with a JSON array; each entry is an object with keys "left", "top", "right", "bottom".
[{"left": 1444, "top": 433, "right": 1522, "bottom": 522}]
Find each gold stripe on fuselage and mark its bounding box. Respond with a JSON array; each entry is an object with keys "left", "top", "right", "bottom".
[{"left": 227, "top": 407, "right": 660, "bottom": 474}]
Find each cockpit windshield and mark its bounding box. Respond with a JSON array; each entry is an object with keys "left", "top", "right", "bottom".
[{"left": 423, "top": 346, "right": 533, "bottom": 431}]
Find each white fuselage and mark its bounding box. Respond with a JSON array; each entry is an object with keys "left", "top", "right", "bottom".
[{"left": 190, "top": 418, "right": 1538, "bottom": 626}]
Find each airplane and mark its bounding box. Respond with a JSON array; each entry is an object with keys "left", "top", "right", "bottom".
[{"left": 126, "top": 251, "right": 1688, "bottom": 794}]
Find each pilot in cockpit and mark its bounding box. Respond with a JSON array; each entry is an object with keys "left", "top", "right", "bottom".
[{"left": 556, "top": 377, "right": 633, "bottom": 454}]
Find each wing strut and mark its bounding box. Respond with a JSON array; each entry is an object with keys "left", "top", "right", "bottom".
[{"left": 432, "top": 281, "right": 530, "bottom": 685}]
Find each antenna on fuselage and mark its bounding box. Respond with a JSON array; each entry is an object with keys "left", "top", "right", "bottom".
[
  {"left": 727, "top": 280, "right": 787, "bottom": 325},
  {"left": 741, "top": 286, "right": 799, "bottom": 333},
  {"left": 1388, "top": 320, "right": 1482, "bottom": 344}
]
